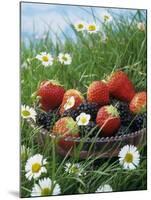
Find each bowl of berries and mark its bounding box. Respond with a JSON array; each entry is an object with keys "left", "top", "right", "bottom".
[{"left": 30, "top": 71, "right": 147, "bottom": 159}]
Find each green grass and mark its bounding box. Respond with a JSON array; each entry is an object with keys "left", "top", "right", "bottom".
[{"left": 21, "top": 9, "right": 147, "bottom": 198}]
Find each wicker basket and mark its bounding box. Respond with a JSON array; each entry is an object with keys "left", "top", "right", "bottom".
[{"left": 27, "top": 119, "right": 146, "bottom": 159}]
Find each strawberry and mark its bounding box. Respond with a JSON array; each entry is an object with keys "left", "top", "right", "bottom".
[
  {"left": 87, "top": 81, "right": 109, "bottom": 105},
  {"left": 96, "top": 105, "right": 121, "bottom": 137},
  {"left": 60, "top": 89, "right": 84, "bottom": 115},
  {"left": 129, "top": 91, "right": 147, "bottom": 114},
  {"left": 37, "top": 80, "right": 65, "bottom": 112},
  {"left": 107, "top": 71, "right": 135, "bottom": 102},
  {"left": 52, "top": 117, "right": 79, "bottom": 150}
]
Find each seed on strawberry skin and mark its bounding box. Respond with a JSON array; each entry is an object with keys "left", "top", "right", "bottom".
[
  {"left": 96, "top": 105, "right": 121, "bottom": 137},
  {"left": 60, "top": 89, "right": 84, "bottom": 115},
  {"left": 129, "top": 91, "right": 147, "bottom": 114},
  {"left": 107, "top": 71, "right": 135, "bottom": 102},
  {"left": 52, "top": 117, "right": 79, "bottom": 150},
  {"left": 87, "top": 81, "right": 109, "bottom": 105},
  {"left": 37, "top": 80, "right": 65, "bottom": 111}
]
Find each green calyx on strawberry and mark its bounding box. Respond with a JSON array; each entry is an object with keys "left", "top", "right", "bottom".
[
  {"left": 37, "top": 80, "right": 65, "bottom": 112},
  {"left": 107, "top": 71, "right": 135, "bottom": 102},
  {"left": 52, "top": 117, "right": 79, "bottom": 150},
  {"left": 106, "top": 105, "right": 120, "bottom": 116},
  {"left": 96, "top": 105, "right": 121, "bottom": 137},
  {"left": 65, "top": 118, "right": 79, "bottom": 135}
]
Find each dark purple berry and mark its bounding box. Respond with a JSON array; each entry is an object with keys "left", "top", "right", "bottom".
[
  {"left": 36, "top": 109, "right": 60, "bottom": 131},
  {"left": 76, "top": 102, "right": 99, "bottom": 120},
  {"left": 130, "top": 113, "right": 146, "bottom": 132},
  {"left": 116, "top": 125, "right": 130, "bottom": 136},
  {"left": 111, "top": 99, "right": 132, "bottom": 126},
  {"left": 79, "top": 121, "right": 100, "bottom": 138}
]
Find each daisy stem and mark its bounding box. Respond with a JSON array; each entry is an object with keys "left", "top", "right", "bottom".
[
  {"left": 21, "top": 119, "right": 24, "bottom": 128},
  {"left": 51, "top": 138, "right": 56, "bottom": 182}
]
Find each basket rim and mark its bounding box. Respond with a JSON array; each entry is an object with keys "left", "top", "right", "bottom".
[{"left": 27, "top": 119, "right": 146, "bottom": 143}]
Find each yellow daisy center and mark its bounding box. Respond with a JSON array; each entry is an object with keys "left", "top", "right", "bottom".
[
  {"left": 41, "top": 188, "right": 51, "bottom": 196},
  {"left": 62, "top": 56, "right": 67, "bottom": 61},
  {"left": 78, "top": 24, "right": 84, "bottom": 29},
  {"left": 22, "top": 110, "right": 30, "bottom": 117},
  {"left": 104, "top": 15, "right": 109, "bottom": 21},
  {"left": 42, "top": 55, "right": 49, "bottom": 62},
  {"left": 32, "top": 163, "right": 41, "bottom": 173},
  {"left": 88, "top": 25, "right": 96, "bottom": 31},
  {"left": 80, "top": 116, "right": 87, "bottom": 124},
  {"left": 124, "top": 153, "right": 133, "bottom": 163},
  {"left": 70, "top": 166, "right": 79, "bottom": 174}
]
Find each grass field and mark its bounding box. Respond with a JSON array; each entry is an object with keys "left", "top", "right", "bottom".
[{"left": 21, "top": 8, "right": 147, "bottom": 197}]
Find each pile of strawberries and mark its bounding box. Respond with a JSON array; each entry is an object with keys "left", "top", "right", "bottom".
[{"left": 35, "top": 71, "right": 147, "bottom": 150}]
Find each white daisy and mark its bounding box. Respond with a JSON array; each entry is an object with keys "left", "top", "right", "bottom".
[
  {"left": 118, "top": 145, "right": 140, "bottom": 170},
  {"left": 76, "top": 112, "right": 91, "bottom": 126},
  {"left": 87, "top": 23, "right": 98, "bottom": 34},
  {"left": 101, "top": 11, "right": 113, "bottom": 23},
  {"left": 25, "top": 154, "right": 47, "bottom": 181},
  {"left": 96, "top": 184, "right": 113, "bottom": 193},
  {"left": 36, "top": 52, "right": 53, "bottom": 67},
  {"left": 64, "top": 96, "right": 75, "bottom": 110},
  {"left": 21, "top": 105, "right": 37, "bottom": 121},
  {"left": 64, "top": 162, "right": 84, "bottom": 176},
  {"left": 21, "top": 145, "right": 31, "bottom": 161},
  {"left": 31, "top": 177, "right": 61, "bottom": 196},
  {"left": 74, "top": 21, "right": 86, "bottom": 32},
  {"left": 58, "top": 53, "right": 72, "bottom": 65},
  {"left": 137, "top": 22, "right": 145, "bottom": 32}
]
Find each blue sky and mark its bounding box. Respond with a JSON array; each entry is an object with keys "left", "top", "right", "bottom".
[{"left": 21, "top": 2, "right": 144, "bottom": 42}]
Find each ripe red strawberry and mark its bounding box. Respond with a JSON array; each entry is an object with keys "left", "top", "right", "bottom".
[
  {"left": 52, "top": 117, "right": 79, "bottom": 150},
  {"left": 37, "top": 80, "right": 65, "bottom": 111},
  {"left": 129, "top": 91, "right": 147, "bottom": 114},
  {"left": 87, "top": 81, "right": 109, "bottom": 105},
  {"left": 96, "top": 105, "right": 121, "bottom": 137},
  {"left": 60, "top": 89, "right": 84, "bottom": 115},
  {"left": 107, "top": 71, "right": 135, "bottom": 102}
]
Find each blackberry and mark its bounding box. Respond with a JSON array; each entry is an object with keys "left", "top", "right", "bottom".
[
  {"left": 116, "top": 125, "right": 130, "bottom": 136},
  {"left": 61, "top": 109, "right": 72, "bottom": 117},
  {"left": 110, "top": 98, "right": 118, "bottom": 105},
  {"left": 79, "top": 121, "right": 100, "bottom": 138},
  {"left": 62, "top": 102, "right": 99, "bottom": 121},
  {"left": 62, "top": 109, "right": 79, "bottom": 120},
  {"left": 36, "top": 109, "right": 60, "bottom": 131},
  {"left": 111, "top": 99, "right": 132, "bottom": 126},
  {"left": 76, "top": 102, "right": 99, "bottom": 120},
  {"left": 130, "top": 113, "right": 147, "bottom": 132}
]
